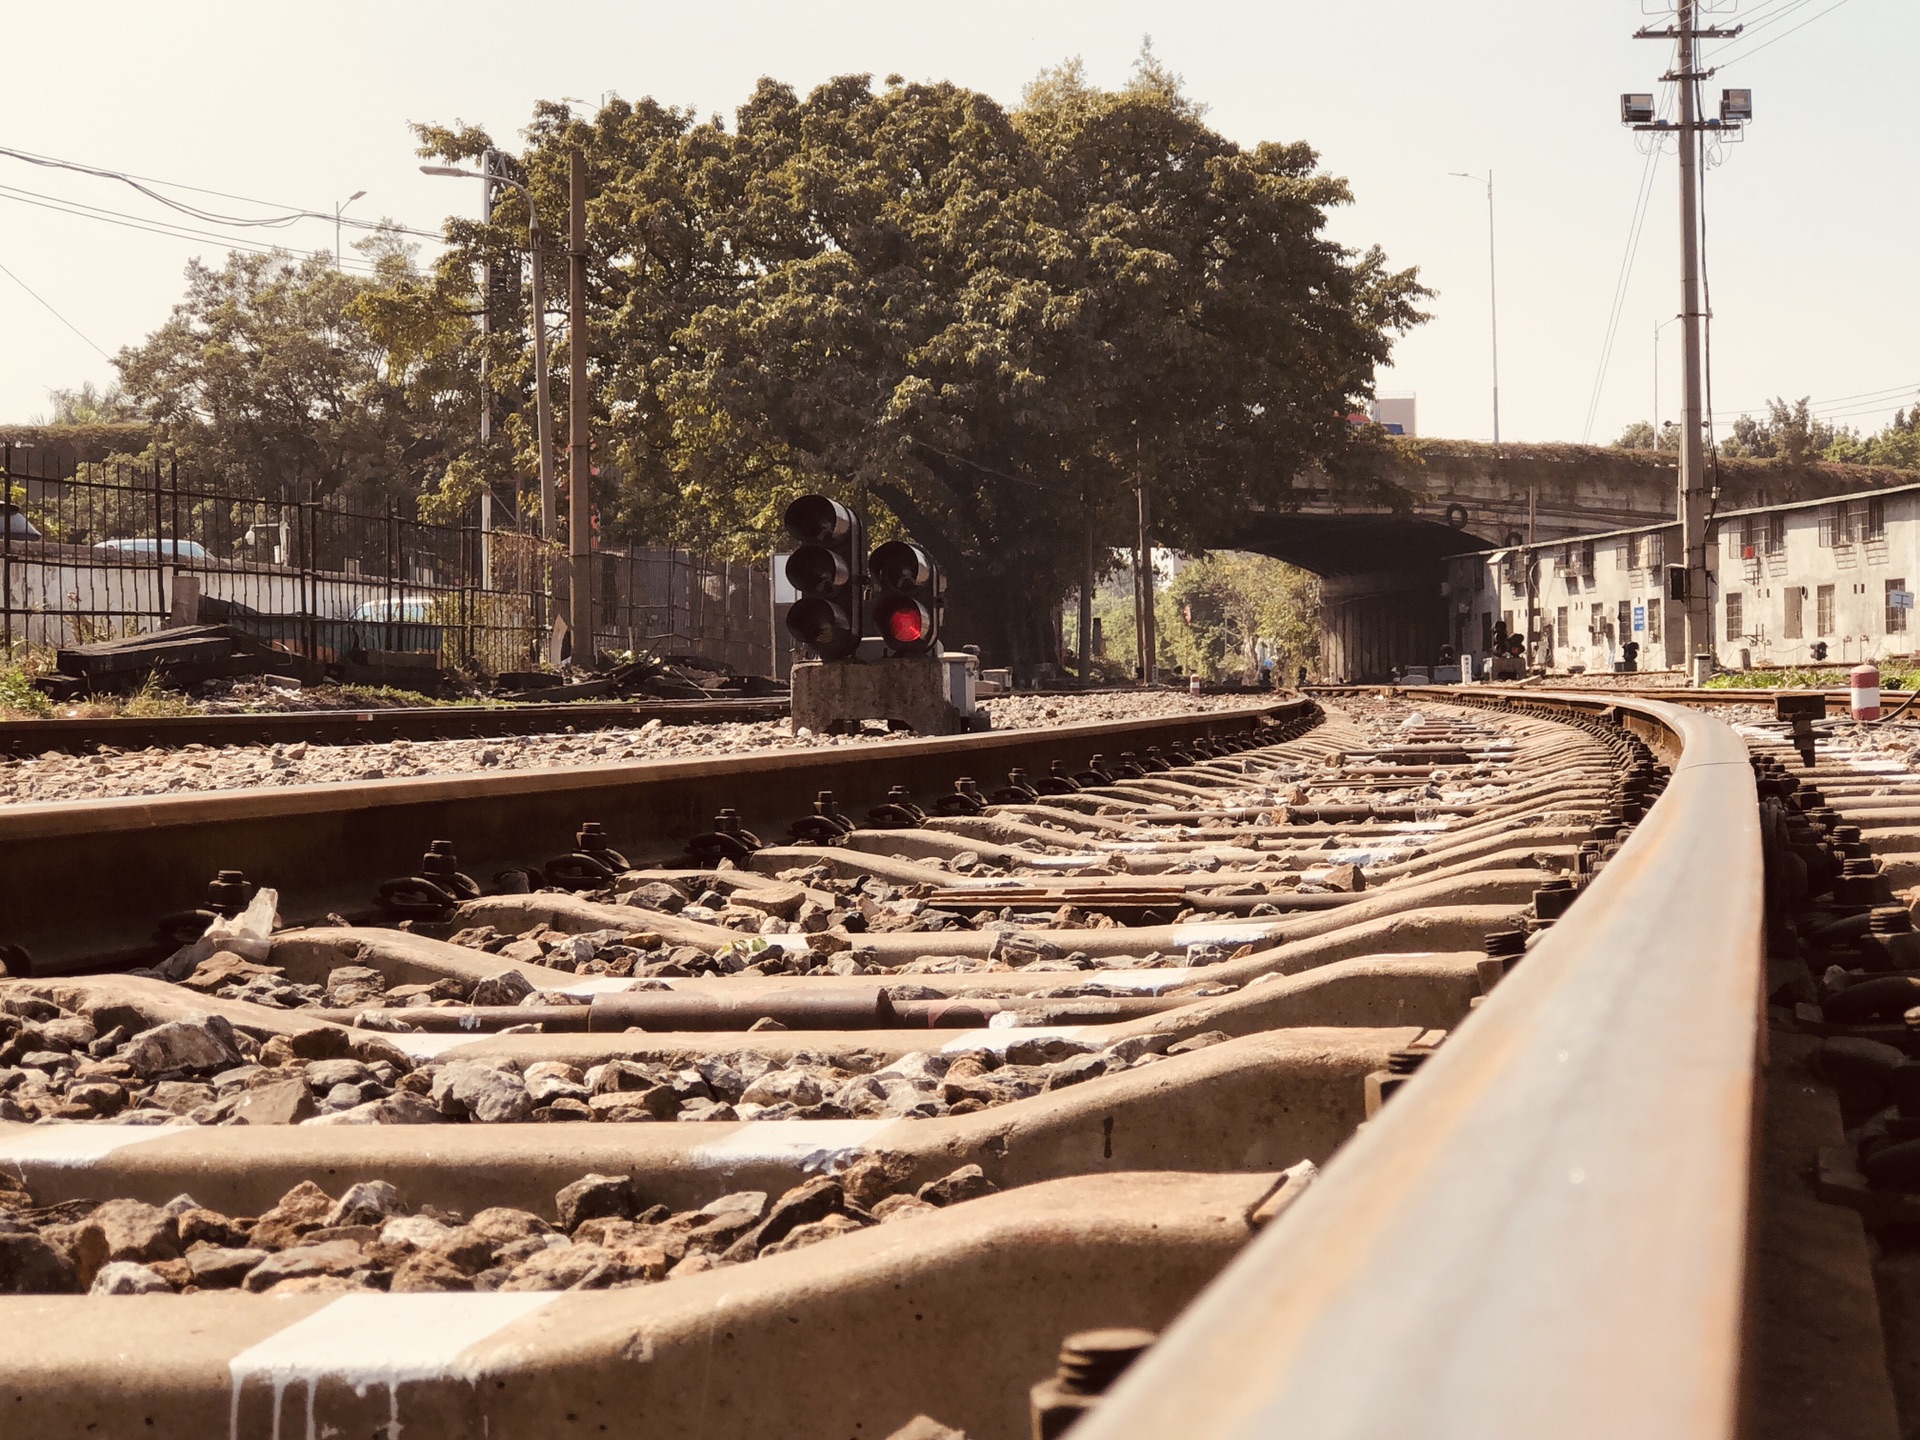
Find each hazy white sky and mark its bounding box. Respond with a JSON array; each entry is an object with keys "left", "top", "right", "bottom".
[{"left": 0, "top": 0, "right": 1907, "bottom": 447}]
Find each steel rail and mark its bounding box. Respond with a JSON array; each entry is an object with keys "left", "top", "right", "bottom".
[
  {"left": 1077, "top": 689, "right": 1765, "bottom": 1440},
  {"left": 0, "top": 699, "right": 1305, "bottom": 974},
  {"left": 0, "top": 695, "right": 790, "bottom": 757},
  {"left": 1307, "top": 681, "right": 1860, "bottom": 713}
]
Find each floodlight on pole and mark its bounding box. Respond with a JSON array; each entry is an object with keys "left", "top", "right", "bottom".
[{"left": 333, "top": 189, "right": 366, "bottom": 271}]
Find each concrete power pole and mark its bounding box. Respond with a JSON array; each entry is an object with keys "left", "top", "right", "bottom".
[
  {"left": 1629, "top": 2, "right": 1745, "bottom": 676},
  {"left": 567, "top": 150, "right": 593, "bottom": 665},
  {"left": 1674, "top": 3, "right": 1711, "bottom": 671}
]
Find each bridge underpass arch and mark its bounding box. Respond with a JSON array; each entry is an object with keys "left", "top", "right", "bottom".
[{"left": 1218, "top": 513, "right": 1500, "bottom": 683}]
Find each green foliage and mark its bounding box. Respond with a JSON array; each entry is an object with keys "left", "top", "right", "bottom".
[
  {"left": 1703, "top": 666, "right": 1920, "bottom": 690},
  {"left": 0, "top": 663, "right": 52, "bottom": 718},
  {"left": 1702, "top": 394, "right": 1920, "bottom": 469},
  {"left": 1719, "top": 397, "right": 1840, "bottom": 463},
  {"left": 1065, "top": 550, "right": 1319, "bottom": 682},
  {"left": 113, "top": 242, "right": 471, "bottom": 510},
  {"left": 385, "top": 56, "right": 1427, "bottom": 669},
  {"left": 1613, "top": 419, "right": 1679, "bottom": 452},
  {"left": 1160, "top": 553, "right": 1320, "bottom": 681},
  {"left": 34, "top": 381, "right": 139, "bottom": 426}
]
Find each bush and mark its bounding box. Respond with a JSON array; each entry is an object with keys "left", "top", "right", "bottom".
[{"left": 0, "top": 665, "right": 52, "bottom": 718}]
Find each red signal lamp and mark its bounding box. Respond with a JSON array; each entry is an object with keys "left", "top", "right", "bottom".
[
  {"left": 878, "top": 597, "right": 931, "bottom": 647},
  {"left": 868, "top": 541, "right": 942, "bottom": 656}
]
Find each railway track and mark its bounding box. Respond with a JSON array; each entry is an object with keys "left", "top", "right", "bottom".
[
  {"left": 0, "top": 688, "right": 1810, "bottom": 1437},
  {"left": 0, "top": 695, "right": 792, "bottom": 759}
]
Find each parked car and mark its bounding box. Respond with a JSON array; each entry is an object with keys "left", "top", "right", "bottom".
[
  {"left": 1, "top": 502, "right": 40, "bottom": 540},
  {"left": 351, "top": 595, "right": 443, "bottom": 654},
  {"left": 90, "top": 537, "right": 210, "bottom": 560}
]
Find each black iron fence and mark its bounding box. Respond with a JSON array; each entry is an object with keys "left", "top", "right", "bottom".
[{"left": 1, "top": 447, "right": 773, "bottom": 678}]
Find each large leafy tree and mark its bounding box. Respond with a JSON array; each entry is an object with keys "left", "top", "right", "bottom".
[
  {"left": 381, "top": 51, "right": 1428, "bottom": 669},
  {"left": 115, "top": 241, "right": 470, "bottom": 509}
]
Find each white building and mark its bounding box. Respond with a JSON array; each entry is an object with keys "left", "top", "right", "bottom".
[
  {"left": 1449, "top": 483, "right": 1920, "bottom": 673},
  {"left": 1368, "top": 396, "right": 1417, "bottom": 437}
]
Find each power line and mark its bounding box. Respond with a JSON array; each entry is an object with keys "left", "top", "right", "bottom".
[
  {"left": 0, "top": 186, "right": 384, "bottom": 274},
  {"left": 1711, "top": 0, "right": 1855, "bottom": 66},
  {"left": 0, "top": 253, "right": 112, "bottom": 360},
  {"left": 0, "top": 145, "right": 444, "bottom": 242},
  {"left": 1582, "top": 83, "right": 1674, "bottom": 443}
]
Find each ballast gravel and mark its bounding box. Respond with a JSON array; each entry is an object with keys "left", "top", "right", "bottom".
[{"left": 0, "top": 691, "right": 1263, "bottom": 805}]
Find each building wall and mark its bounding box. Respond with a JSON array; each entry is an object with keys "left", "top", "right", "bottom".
[{"left": 1451, "top": 487, "right": 1920, "bottom": 673}]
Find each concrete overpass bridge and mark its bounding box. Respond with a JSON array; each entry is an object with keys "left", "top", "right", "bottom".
[{"left": 1217, "top": 441, "right": 1920, "bottom": 680}]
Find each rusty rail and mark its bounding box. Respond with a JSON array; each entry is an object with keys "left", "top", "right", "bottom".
[
  {"left": 0, "top": 695, "right": 790, "bottom": 757},
  {"left": 1077, "top": 689, "right": 1765, "bottom": 1440},
  {"left": 0, "top": 699, "right": 1304, "bottom": 973}
]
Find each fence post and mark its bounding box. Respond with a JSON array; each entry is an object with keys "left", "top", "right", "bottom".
[
  {"left": 1, "top": 443, "right": 12, "bottom": 658},
  {"left": 151, "top": 454, "right": 166, "bottom": 636}
]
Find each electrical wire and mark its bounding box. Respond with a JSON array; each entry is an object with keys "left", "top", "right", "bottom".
[
  {"left": 0, "top": 186, "right": 384, "bottom": 274},
  {"left": 0, "top": 253, "right": 112, "bottom": 360},
  {"left": 1712, "top": 0, "right": 1855, "bottom": 67},
  {"left": 1582, "top": 81, "right": 1674, "bottom": 444},
  {"left": 0, "top": 145, "right": 443, "bottom": 241}
]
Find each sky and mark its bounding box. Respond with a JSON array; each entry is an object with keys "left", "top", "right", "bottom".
[{"left": 0, "top": 0, "right": 1909, "bottom": 448}]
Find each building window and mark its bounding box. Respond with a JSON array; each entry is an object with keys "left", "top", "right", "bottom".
[
  {"left": 1647, "top": 597, "right": 1663, "bottom": 651},
  {"left": 1889, "top": 578, "right": 1909, "bottom": 635},
  {"left": 1617, "top": 599, "right": 1631, "bottom": 641},
  {"left": 1869, "top": 497, "right": 1887, "bottom": 541},
  {"left": 1556, "top": 607, "right": 1569, "bottom": 646},
  {"left": 1820, "top": 507, "right": 1841, "bottom": 547},
  {"left": 1784, "top": 587, "right": 1804, "bottom": 640},
  {"left": 1632, "top": 532, "right": 1667, "bottom": 570},
  {"left": 1726, "top": 593, "right": 1743, "bottom": 641},
  {"left": 1817, "top": 584, "right": 1835, "bottom": 635}
]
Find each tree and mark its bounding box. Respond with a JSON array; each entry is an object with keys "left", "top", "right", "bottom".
[
  {"left": 114, "top": 240, "right": 470, "bottom": 509},
  {"left": 1719, "top": 396, "right": 1839, "bottom": 463},
  {"left": 1613, "top": 419, "right": 1679, "bottom": 452},
  {"left": 1161, "top": 552, "right": 1320, "bottom": 681},
  {"left": 33, "top": 381, "right": 139, "bottom": 425},
  {"left": 392, "top": 53, "right": 1428, "bottom": 671}
]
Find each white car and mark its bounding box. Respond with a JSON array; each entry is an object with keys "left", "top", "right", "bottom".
[{"left": 91, "top": 537, "right": 210, "bottom": 560}]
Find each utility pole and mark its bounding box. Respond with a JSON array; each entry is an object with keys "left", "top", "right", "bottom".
[
  {"left": 477, "top": 149, "right": 495, "bottom": 589},
  {"left": 1674, "top": 12, "right": 1708, "bottom": 671},
  {"left": 567, "top": 149, "right": 592, "bottom": 665},
  {"left": 1627, "top": 2, "right": 1747, "bottom": 675},
  {"left": 1136, "top": 480, "right": 1156, "bottom": 685},
  {"left": 1450, "top": 171, "right": 1500, "bottom": 443},
  {"left": 527, "top": 211, "right": 557, "bottom": 544},
  {"left": 1080, "top": 509, "right": 1095, "bottom": 689}
]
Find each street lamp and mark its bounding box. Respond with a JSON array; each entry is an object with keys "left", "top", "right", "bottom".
[
  {"left": 421, "top": 159, "right": 559, "bottom": 551},
  {"left": 333, "top": 190, "right": 366, "bottom": 272},
  {"left": 1449, "top": 171, "right": 1500, "bottom": 444}
]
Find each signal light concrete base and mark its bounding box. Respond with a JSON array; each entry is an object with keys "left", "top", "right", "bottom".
[{"left": 792, "top": 654, "right": 984, "bottom": 736}]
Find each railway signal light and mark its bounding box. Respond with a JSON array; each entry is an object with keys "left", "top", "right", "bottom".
[
  {"left": 783, "top": 495, "right": 864, "bottom": 660},
  {"left": 869, "top": 540, "right": 943, "bottom": 656}
]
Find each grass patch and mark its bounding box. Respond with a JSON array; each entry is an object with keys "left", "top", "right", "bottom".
[
  {"left": 0, "top": 664, "right": 52, "bottom": 719},
  {"left": 117, "top": 674, "right": 200, "bottom": 718},
  {"left": 1705, "top": 666, "right": 1920, "bottom": 691}
]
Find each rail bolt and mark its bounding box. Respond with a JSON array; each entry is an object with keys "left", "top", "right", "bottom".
[
  {"left": 1028, "top": 1328, "right": 1156, "bottom": 1440},
  {"left": 205, "top": 870, "right": 254, "bottom": 918}
]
